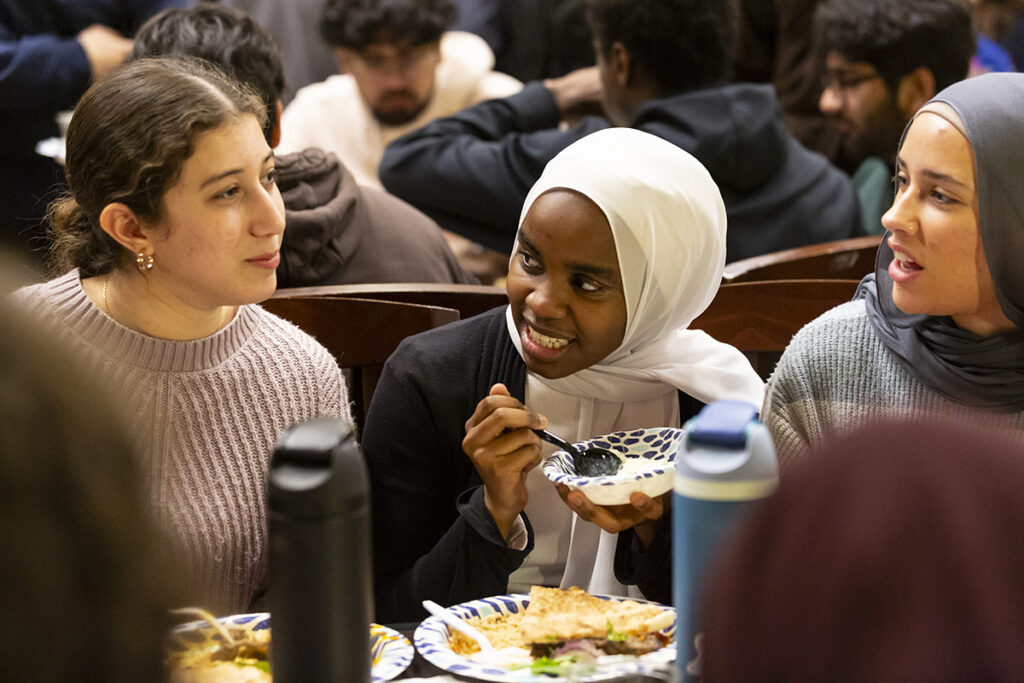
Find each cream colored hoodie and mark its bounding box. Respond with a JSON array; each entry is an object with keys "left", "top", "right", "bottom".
[{"left": 278, "top": 31, "right": 522, "bottom": 189}]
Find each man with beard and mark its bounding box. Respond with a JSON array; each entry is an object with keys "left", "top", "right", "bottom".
[
  {"left": 277, "top": 0, "right": 521, "bottom": 190},
  {"left": 815, "top": 0, "right": 975, "bottom": 234}
]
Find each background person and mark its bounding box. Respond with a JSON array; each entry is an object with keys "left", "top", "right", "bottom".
[
  {"left": 379, "top": 0, "right": 863, "bottom": 261},
  {"left": 277, "top": 0, "right": 521, "bottom": 189},
  {"left": 362, "top": 128, "right": 764, "bottom": 623},
  {"left": 763, "top": 72, "right": 1024, "bottom": 468},
  {"left": 132, "top": 3, "right": 478, "bottom": 287},
  {"left": 815, "top": 0, "right": 975, "bottom": 233},
  {"left": 14, "top": 57, "right": 350, "bottom": 614}
]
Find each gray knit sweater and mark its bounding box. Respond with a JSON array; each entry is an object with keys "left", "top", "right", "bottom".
[
  {"left": 15, "top": 270, "right": 351, "bottom": 614},
  {"left": 764, "top": 300, "right": 1024, "bottom": 470}
]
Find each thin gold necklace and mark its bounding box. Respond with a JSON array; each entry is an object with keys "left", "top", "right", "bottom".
[
  {"left": 102, "top": 274, "right": 230, "bottom": 330},
  {"left": 102, "top": 273, "right": 112, "bottom": 317}
]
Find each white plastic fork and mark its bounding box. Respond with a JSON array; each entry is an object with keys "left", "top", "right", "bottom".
[{"left": 422, "top": 599, "right": 498, "bottom": 656}]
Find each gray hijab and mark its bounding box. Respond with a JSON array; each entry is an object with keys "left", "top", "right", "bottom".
[{"left": 857, "top": 73, "right": 1024, "bottom": 410}]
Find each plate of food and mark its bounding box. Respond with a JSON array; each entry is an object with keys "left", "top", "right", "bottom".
[
  {"left": 414, "top": 586, "right": 676, "bottom": 682},
  {"left": 164, "top": 610, "right": 413, "bottom": 682},
  {"left": 543, "top": 427, "right": 684, "bottom": 506}
]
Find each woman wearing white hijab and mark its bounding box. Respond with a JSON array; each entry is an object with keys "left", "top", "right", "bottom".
[
  {"left": 362, "top": 128, "right": 764, "bottom": 623},
  {"left": 764, "top": 72, "right": 1024, "bottom": 468}
]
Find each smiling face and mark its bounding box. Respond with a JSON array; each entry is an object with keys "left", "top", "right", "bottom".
[
  {"left": 819, "top": 51, "right": 908, "bottom": 165},
  {"left": 142, "top": 115, "right": 286, "bottom": 311},
  {"left": 336, "top": 39, "right": 441, "bottom": 126},
  {"left": 882, "top": 112, "right": 1011, "bottom": 335},
  {"left": 506, "top": 189, "right": 627, "bottom": 379}
]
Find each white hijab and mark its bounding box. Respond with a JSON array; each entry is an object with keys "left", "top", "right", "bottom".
[
  {"left": 503, "top": 128, "right": 764, "bottom": 597},
  {"left": 505, "top": 127, "right": 764, "bottom": 409}
]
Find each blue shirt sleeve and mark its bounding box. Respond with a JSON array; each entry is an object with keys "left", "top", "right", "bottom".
[{"left": 0, "top": 33, "right": 90, "bottom": 112}]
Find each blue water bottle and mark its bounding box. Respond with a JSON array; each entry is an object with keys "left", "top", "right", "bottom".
[{"left": 673, "top": 400, "right": 778, "bottom": 680}]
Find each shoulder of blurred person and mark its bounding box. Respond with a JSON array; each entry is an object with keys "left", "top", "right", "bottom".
[
  {"left": 702, "top": 417, "right": 1024, "bottom": 681},
  {"left": 0, "top": 256, "right": 181, "bottom": 682}
]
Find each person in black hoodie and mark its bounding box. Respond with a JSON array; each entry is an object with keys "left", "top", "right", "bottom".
[
  {"left": 131, "top": 4, "right": 478, "bottom": 287},
  {"left": 379, "top": 0, "right": 865, "bottom": 262}
]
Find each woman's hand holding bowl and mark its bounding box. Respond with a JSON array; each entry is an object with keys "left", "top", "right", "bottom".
[{"left": 556, "top": 485, "right": 667, "bottom": 547}]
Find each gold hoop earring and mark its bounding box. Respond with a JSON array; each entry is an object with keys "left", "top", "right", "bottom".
[{"left": 136, "top": 252, "right": 155, "bottom": 273}]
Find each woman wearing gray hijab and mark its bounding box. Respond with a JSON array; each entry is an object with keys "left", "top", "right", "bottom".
[{"left": 763, "top": 72, "right": 1024, "bottom": 467}]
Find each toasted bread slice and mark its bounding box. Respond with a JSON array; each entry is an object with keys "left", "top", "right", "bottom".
[{"left": 518, "top": 585, "right": 673, "bottom": 644}]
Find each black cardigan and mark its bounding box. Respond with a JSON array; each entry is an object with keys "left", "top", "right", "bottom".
[{"left": 362, "top": 307, "right": 679, "bottom": 623}]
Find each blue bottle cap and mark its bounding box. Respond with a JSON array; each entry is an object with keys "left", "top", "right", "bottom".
[{"left": 685, "top": 400, "right": 759, "bottom": 449}]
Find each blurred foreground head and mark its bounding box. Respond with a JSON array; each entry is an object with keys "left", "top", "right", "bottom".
[
  {"left": 702, "top": 418, "right": 1024, "bottom": 682},
  {"left": 0, "top": 271, "right": 179, "bottom": 681}
]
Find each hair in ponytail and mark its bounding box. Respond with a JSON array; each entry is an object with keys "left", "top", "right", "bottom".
[{"left": 47, "top": 56, "right": 265, "bottom": 277}]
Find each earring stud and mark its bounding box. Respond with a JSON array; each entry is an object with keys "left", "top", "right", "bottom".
[{"left": 136, "top": 252, "right": 154, "bottom": 272}]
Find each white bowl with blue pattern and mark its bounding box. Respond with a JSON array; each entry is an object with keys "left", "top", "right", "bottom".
[{"left": 542, "top": 427, "right": 683, "bottom": 506}]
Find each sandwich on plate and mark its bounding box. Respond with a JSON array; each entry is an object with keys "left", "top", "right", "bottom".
[{"left": 449, "top": 585, "right": 674, "bottom": 674}]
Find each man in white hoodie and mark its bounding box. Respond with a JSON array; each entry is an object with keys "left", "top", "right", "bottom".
[{"left": 278, "top": 0, "right": 521, "bottom": 190}]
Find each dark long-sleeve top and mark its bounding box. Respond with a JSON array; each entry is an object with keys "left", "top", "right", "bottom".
[
  {"left": 0, "top": 0, "right": 182, "bottom": 143},
  {"left": 379, "top": 81, "right": 864, "bottom": 259},
  {"left": 0, "top": 0, "right": 183, "bottom": 257},
  {"left": 361, "top": 307, "right": 673, "bottom": 624}
]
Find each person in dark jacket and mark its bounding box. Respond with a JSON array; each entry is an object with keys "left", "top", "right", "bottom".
[
  {"left": 0, "top": 0, "right": 183, "bottom": 275},
  {"left": 379, "top": 0, "right": 864, "bottom": 261},
  {"left": 132, "top": 4, "right": 477, "bottom": 287}
]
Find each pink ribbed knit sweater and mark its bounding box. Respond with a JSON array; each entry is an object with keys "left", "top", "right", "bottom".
[{"left": 15, "top": 270, "right": 351, "bottom": 614}]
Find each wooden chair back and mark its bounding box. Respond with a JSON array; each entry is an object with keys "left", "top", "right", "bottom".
[
  {"left": 261, "top": 294, "right": 460, "bottom": 434},
  {"left": 690, "top": 279, "right": 861, "bottom": 378},
  {"left": 272, "top": 282, "right": 509, "bottom": 321},
  {"left": 722, "top": 235, "right": 882, "bottom": 283}
]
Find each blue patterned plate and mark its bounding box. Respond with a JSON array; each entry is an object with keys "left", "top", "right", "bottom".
[
  {"left": 414, "top": 593, "right": 676, "bottom": 682},
  {"left": 543, "top": 427, "right": 684, "bottom": 505},
  {"left": 166, "top": 613, "right": 412, "bottom": 682},
  {"left": 371, "top": 622, "right": 415, "bottom": 681}
]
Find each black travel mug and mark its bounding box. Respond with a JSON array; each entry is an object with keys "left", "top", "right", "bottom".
[{"left": 268, "top": 417, "right": 373, "bottom": 682}]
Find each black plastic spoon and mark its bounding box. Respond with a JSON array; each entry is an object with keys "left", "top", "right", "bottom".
[{"left": 534, "top": 428, "right": 622, "bottom": 477}]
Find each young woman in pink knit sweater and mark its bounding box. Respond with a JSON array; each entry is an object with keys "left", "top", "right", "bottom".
[{"left": 15, "top": 57, "right": 351, "bottom": 614}]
